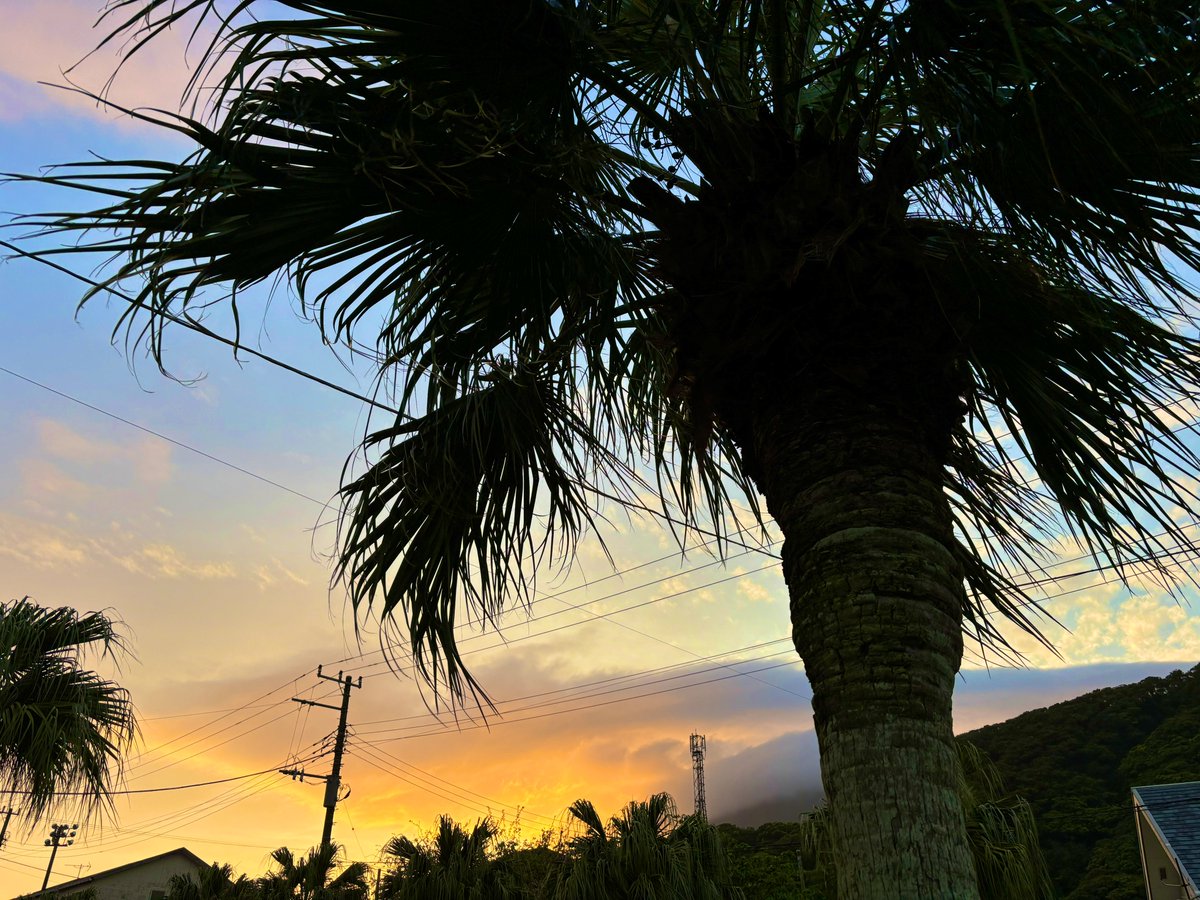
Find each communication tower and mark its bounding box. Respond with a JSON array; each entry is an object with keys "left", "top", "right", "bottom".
[{"left": 690, "top": 733, "right": 707, "bottom": 820}]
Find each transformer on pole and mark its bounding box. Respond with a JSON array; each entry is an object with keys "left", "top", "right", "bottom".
[{"left": 690, "top": 733, "right": 707, "bottom": 820}]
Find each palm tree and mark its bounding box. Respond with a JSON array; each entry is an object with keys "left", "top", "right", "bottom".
[
  {"left": 258, "top": 846, "right": 369, "bottom": 900},
  {"left": 15, "top": 0, "right": 1200, "bottom": 894},
  {"left": 167, "top": 863, "right": 260, "bottom": 900},
  {"left": 380, "top": 816, "right": 514, "bottom": 899},
  {"left": 551, "top": 793, "right": 742, "bottom": 899},
  {"left": 796, "top": 741, "right": 1055, "bottom": 898},
  {"left": 0, "top": 597, "right": 137, "bottom": 825}
]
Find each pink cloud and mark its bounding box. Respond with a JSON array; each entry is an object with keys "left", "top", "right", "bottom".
[{"left": 0, "top": 1, "right": 214, "bottom": 126}]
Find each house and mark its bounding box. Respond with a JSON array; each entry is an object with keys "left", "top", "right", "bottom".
[
  {"left": 1133, "top": 782, "right": 1200, "bottom": 900},
  {"left": 19, "top": 847, "right": 208, "bottom": 900}
]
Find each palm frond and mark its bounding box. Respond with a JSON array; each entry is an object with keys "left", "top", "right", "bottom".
[
  {"left": 337, "top": 361, "right": 644, "bottom": 703},
  {"left": 0, "top": 598, "right": 138, "bottom": 825}
]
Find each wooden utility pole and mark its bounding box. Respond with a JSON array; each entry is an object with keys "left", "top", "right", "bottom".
[
  {"left": 0, "top": 806, "right": 19, "bottom": 849},
  {"left": 281, "top": 665, "right": 361, "bottom": 853}
]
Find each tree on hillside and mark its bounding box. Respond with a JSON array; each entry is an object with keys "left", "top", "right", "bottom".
[
  {"left": 379, "top": 816, "right": 516, "bottom": 900},
  {"left": 16, "top": 0, "right": 1200, "bottom": 894},
  {"left": 0, "top": 597, "right": 137, "bottom": 825},
  {"left": 550, "top": 793, "right": 742, "bottom": 899}
]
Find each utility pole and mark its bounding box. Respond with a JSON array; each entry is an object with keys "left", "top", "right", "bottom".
[
  {"left": 41, "top": 823, "right": 77, "bottom": 891},
  {"left": 281, "top": 665, "right": 361, "bottom": 853},
  {"left": 0, "top": 806, "right": 19, "bottom": 849},
  {"left": 690, "top": 733, "right": 707, "bottom": 821}
]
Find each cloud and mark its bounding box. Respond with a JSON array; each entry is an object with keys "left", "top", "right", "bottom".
[
  {"left": 737, "top": 575, "right": 775, "bottom": 604},
  {"left": 709, "top": 730, "right": 823, "bottom": 824},
  {"left": 18, "top": 456, "right": 99, "bottom": 505},
  {"left": 36, "top": 418, "right": 173, "bottom": 485},
  {"left": 255, "top": 558, "right": 311, "bottom": 592},
  {"left": 109, "top": 542, "right": 236, "bottom": 580},
  {"left": 0, "top": 512, "right": 233, "bottom": 580},
  {"left": 993, "top": 579, "right": 1200, "bottom": 668},
  {"left": 0, "top": 1, "right": 219, "bottom": 126},
  {"left": 0, "top": 517, "right": 90, "bottom": 568}
]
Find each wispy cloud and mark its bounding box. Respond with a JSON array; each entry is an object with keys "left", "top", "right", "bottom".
[
  {"left": 255, "top": 558, "right": 311, "bottom": 592},
  {"left": 110, "top": 542, "right": 236, "bottom": 580},
  {"left": 0, "top": 1, "right": 212, "bottom": 126},
  {"left": 0, "top": 517, "right": 89, "bottom": 568}
]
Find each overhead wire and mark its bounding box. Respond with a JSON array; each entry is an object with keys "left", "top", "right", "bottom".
[
  {"left": 0, "top": 365, "right": 329, "bottom": 507},
  {"left": 358, "top": 657, "right": 803, "bottom": 746},
  {"left": 0, "top": 242, "right": 397, "bottom": 416},
  {"left": 0, "top": 751, "right": 325, "bottom": 861},
  {"left": 349, "top": 743, "right": 557, "bottom": 829},
  {"left": 329, "top": 554, "right": 782, "bottom": 681},
  {"left": 0, "top": 361, "right": 1187, "bottom": 747},
  {"left": 14, "top": 337, "right": 1163, "bottom": 683},
  {"left": 344, "top": 739, "right": 560, "bottom": 827},
  {"left": 124, "top": 676, "right": 334, "bottom": 781},
  {"left": 353, "top": 645, "right": 800, "bottom": 742},
  {"left": 1, "top": 761, "right": 328, "bottom": 798},
  {"left": 351, "top": 636, "right": 797, "bottom": 731}
]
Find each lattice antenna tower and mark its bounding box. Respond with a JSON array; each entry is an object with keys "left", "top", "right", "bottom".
[{"left": 690, "top": 733, "right": 707, "bottom": 820}]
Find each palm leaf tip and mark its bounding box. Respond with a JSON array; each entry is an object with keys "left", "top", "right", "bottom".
[{"left": 335, "top": 361, "right": 644, "bottom": 707}]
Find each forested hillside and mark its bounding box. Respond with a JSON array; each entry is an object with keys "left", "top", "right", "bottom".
[{"left": 963, "top": 663, "right": 1200, "bottom": 899}]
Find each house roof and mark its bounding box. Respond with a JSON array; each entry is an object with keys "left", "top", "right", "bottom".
[
  {"left": 36, "top": 847, "right": 208, "bottom": 896},
  {"left": 1133, "top": 782, "right": 1200, "bottom": 892}
]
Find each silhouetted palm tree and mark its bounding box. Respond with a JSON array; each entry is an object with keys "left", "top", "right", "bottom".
[
  {"left": 0, "top": 597, "right": 136, "bottom": 824},
  {"left": 167, "top": 863, "right": 260, "bottom": 900},
  {"left": 17, "top": 0, "right": 1200, "bottom": 893},
  {"left": 259, "top": 845, "right": 368, "bottom": 900},
  {"left": 552, "top": 794, "right": 742, "bottom": 899},
  {"left": 380, "top": 815, "right": 514, "bottom": 900}
]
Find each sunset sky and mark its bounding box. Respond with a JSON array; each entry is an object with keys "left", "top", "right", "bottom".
[{"left": 2, "top": 3, "right": 1199, "bottom": 895}]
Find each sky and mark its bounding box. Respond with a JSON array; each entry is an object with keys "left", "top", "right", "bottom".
[{"left": 1, "top": 2, "right": 1199, "bottom": 895}]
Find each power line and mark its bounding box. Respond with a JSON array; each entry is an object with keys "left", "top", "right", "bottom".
[
  {"left": 2, "top": 742, "right": 330, "bottom": 860},
  {"left": 352, "top": 637, "right": 797, "bottom": 730},
  {"left": 126, "top": 700, "right": 336, "bottom": 785},
  {"left": 366, "top": 658, "right": 803, "bottom": 745},
  {"left": 353, "top": 645, "right": 798, "bottom": 741},
  {"left": 350, "top": 742, "right": 555, "bottom": 826},
  {"left": 0, "top": 365, "right": 328, "bottom": 507},
  {"left": 352, "top": 740, "right": 560, "bottom": 826},
  {"left": 332, "top": 552, "right": 781, "bottom": 681},
  {"left": 3, "top": 759, "right": 326, "bottom": 797},
  {"left": 125, "top": 676, "right": 333, "bottom": 779},
  {"left": 140, "top": 703, "right": 278, "bottom": 721},
  {"left": 0, "top": 241, "right": 399, "bottom": 416},
  {"left": 355, "top": 562, "right": 782, "bottom": 686},
  {"left": 319, "top": 534, "right": 785, "bottom": 673}
]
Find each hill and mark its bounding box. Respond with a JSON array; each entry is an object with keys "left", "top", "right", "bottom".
[{"left": 962, "top": 662, "right": 1200, "bottom": 899}]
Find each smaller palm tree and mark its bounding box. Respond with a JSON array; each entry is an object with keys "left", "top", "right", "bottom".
[
  {"left": 167, "top": 863, "right": 260, "bottom": 900},
  {"left": 381, "top": 816, "right": 514, "bottom": 899},
  {"left": 956, "top": 742, "right": 1055, "bottom": 900},
  {"left": 259, "top": 845, "right": 368, "bottom": 900},
  {"left": 552, "top": 794, "right": 743, "bottom": 900},
  {"left": 0, "top": 597, "right": 137, "bottom": 824}
]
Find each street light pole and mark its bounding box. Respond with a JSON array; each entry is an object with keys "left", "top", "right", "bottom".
[{"left": 41, "top": 823, "right": 77, "bottom": 892}]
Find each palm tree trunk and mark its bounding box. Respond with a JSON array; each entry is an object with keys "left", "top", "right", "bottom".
[{"left": 749, "top": 384, "right": 978, "bottom": 899}]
